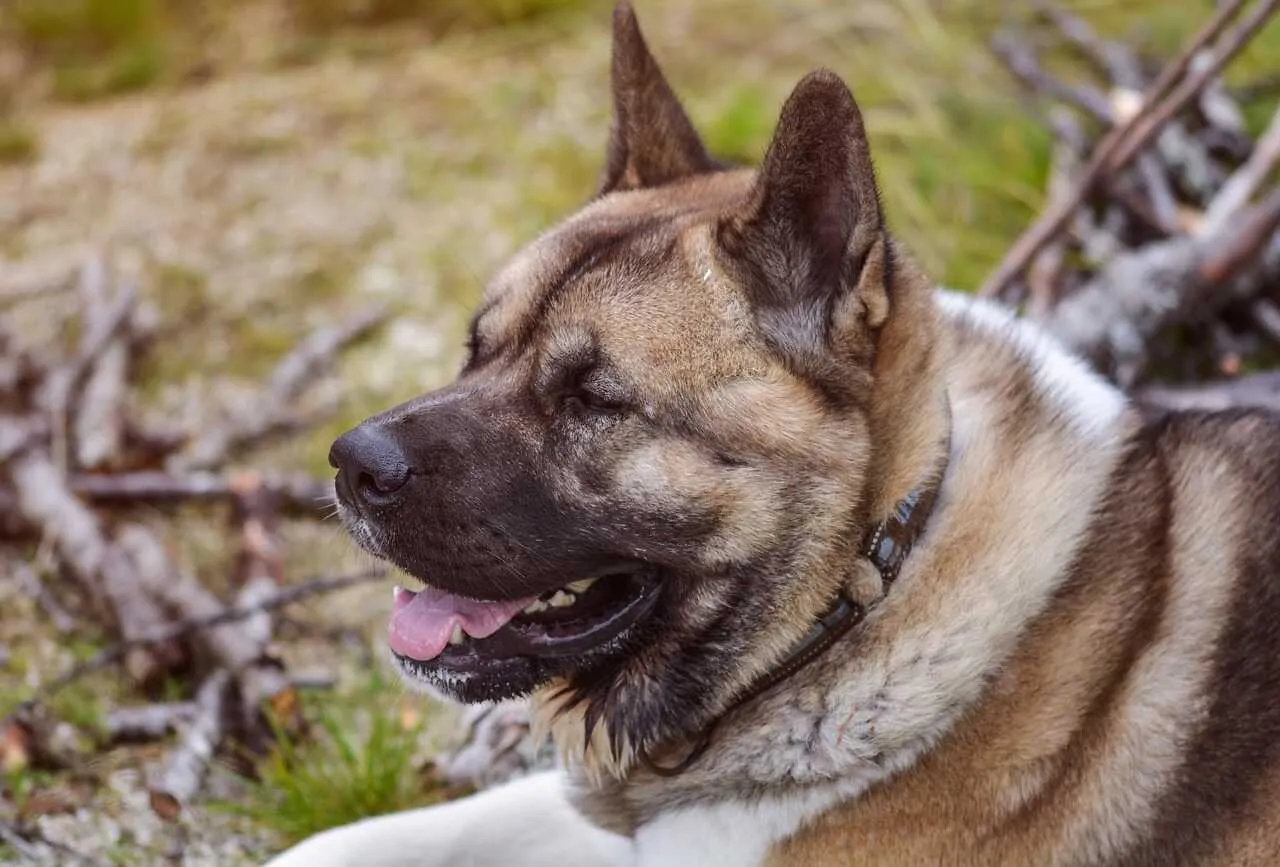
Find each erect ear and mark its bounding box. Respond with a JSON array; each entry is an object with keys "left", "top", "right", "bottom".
[
  {"left": 598, "top": 2, "right": 718, "bottom": 195},
  {"left": 718, "top": 70, "right": 890, "bottom": 377}
]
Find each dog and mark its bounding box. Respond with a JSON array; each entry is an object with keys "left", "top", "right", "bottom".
[{"left": 266, "top": 4, "right": 1280, "bottom": 865}]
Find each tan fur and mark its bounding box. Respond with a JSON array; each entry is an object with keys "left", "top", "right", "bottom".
[{"left": 764, "top": 426, "right": 1268, "bottom": 866}]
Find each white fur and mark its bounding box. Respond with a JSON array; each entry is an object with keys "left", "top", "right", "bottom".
[
  {"left": 262, "top": 769, "right": 837, "bottom": 867},
  {"left": 633, "top": 786, "right": 850, "bottom": 867},
  {"left": 263, "top": 771, "right": 633, "bottom": 867},
  {"left": 935, "top": 289, "right": 1126, "bottom": 440}
]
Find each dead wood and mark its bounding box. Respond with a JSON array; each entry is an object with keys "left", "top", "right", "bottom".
[
  {"left": 1139, "top": 371, "right": 1280, "bottom": 412},
  {"left": 1203, "top": 104, "right": 1280, "bottom": 232},
  {"left": 35, "top": 569, "right": 385, "bottom": 701},
  {"left": 979, "top": 0, "right": 1277, "bottom": 299},
  {"left": 148, "top": 669, "right": 232, "bottom": 818},
  {"left": 1042, "top": 190, "right": 1280, "bottom": 385},
  {"left": 6, "top": 453, "right": 181, "bottom": 683},
  {"left": 11, "top": 559, "right": 77, "bottom": 634},
  {"left": 104, "top": 702, "right": 201, "bottom": 744},
  {"left": 67, "top": 470, "right": 333, "bottom": 517}
]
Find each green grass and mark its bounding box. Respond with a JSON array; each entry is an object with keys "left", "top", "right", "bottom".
[
  {"left": 5, "top": 0, "right": 589, "bottom": 103},
  {"left": 9, "top": 0, "right": 167, "bottom": 100},
  {"left": 8, "top": 0, "right": 160, "bottom": 53},
  {"left": 290, "top": 0, "right": 586, "bottom": 32},
  {"left": 233, "top": 671, "right": 445, "bottom": 848},
  {"left": 0, "top": 122, "right": 40, "bottom": 165}
]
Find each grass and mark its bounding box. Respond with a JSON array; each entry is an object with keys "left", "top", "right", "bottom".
[
  {"left": 0, "top": 122, "right": 40, "bottom": 165},
  {"left": 232, "top": 671, "right": 445, "bottom": 848},
  {"left": 8, "top": 0, "right": 167, "bottom": 100},
  {"left": 291, "top": 0, "right": 586, "bottom": 32},
  {"left": 5, "top": 0, "right": 592, "bottom": 102}
]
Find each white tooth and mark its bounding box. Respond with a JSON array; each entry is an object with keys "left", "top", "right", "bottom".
[
  {"left": 566, "top": 578, "right": 598, "bottom": 594},
  {"left": 448, "top": 623, "right": 465, "bottom": 645},
  {"left": 549, "top": 590, "right": 575, "bottom": 608},
  {"left": 523, "top": 600, "right": 548, "bottom": 614}
]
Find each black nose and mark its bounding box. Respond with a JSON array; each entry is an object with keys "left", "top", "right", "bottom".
[{"left": 328, "top": 424, "right": 412, "bottom": 506}]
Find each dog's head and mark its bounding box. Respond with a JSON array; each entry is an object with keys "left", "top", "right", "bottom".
[{"left": 330, "top": 2, "right": 943, "bottom": 774}]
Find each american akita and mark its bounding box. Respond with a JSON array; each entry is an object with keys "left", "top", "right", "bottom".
[{"left": 267, "top": 4, "right": 1280, "bottom": 865}]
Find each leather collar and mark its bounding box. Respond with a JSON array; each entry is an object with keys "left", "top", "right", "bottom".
[{"left": 638, "top": 407, "right": 952, "bottom": 777}]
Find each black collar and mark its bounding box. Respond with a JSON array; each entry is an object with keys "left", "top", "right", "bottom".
[{"left": 638, "top": 413, "right": 952, "bottom": 777}]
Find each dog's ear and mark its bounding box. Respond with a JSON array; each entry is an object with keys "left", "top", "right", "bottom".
[
  {"left": 719, "top": 70, "right": 890, "bottom": 375},
  {"left": 599, "top": 2, "right": 717, "bottom": 194}
]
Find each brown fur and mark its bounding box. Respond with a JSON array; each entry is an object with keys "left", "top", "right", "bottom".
[{"left": 765, "top": 411, "right": 1280, "bottom": 866}]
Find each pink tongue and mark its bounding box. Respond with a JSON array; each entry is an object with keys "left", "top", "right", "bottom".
[{"left": 388, "top": 585, "right": 536, "bottom": 662}]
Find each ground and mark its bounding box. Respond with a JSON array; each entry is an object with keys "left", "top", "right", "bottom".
[{"left": 1, "top": 1, "right": 1276, "bottom": 864}]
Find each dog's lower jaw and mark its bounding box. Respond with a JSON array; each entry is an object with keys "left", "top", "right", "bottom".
[{"left": 391, "top": 626, "right": 637, "bottom": 706}]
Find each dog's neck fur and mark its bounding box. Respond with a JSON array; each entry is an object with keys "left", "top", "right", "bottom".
[
  {"left": 569, "top": 289, "right": 1132, "bottom": 834},
  {"left": 637, "top": 402, "right": 953, "bottom": 779}
]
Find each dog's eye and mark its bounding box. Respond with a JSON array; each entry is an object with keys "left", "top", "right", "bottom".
[
  {"left": 561, "top": 388, "right": 627, "bottom": 417},
  {"left": 560, "top": 368, "right": 629, "bottom": 416}
]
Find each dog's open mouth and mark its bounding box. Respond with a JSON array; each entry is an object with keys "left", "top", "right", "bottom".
[{"left": 389, "top": 564, "right": 661, "bottom": 683}]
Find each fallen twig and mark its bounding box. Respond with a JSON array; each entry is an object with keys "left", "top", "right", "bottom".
[
  {"left": 67, "top": 470, "right": 334, "bottom": 517},
  {"left": 68, "top": 264, "right": 137, "bottom": 472},
  {"left": 0, "top": 819, "right": 111, "bottom": 867},
  {"left": 1102, "top": 0, "right": 1280, "bottom": 176},
  {"left": 148, "top": 669, "right": 232, "bottom": 819},
  {"left": 6, "top": 453, "right": 181, "bottom": 683},
  {"left": 1139, "top": 370, "right": 1280, "bottom": 412},
  {"left": 1042, "top": 191, "right": 1280, "bottom": 384},
  {"left": 11, "top": 559, "right": 77, "bottom": 634},
  {"left": 0, "top": 255, "right": 389, "bottom": 815},
  {"left": 1203, "top": 104, "right": 1280, "bottom": 232},
  {"left": 104, "top": 702, "right": 200, "bottom": 744},
  {"left": 1198, "top": 187, "right": 1280, "bottom": 282}
]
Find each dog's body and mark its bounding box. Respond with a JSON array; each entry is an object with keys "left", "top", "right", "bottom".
[{"left": 268, "top": 6, "right": 1280, "bottom": 865}]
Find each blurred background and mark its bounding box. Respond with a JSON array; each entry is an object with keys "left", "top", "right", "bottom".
[{"left": 1, "top": 1, "right": 1278, "bottom": 864}]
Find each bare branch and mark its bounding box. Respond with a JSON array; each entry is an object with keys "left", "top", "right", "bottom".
[
  {"left": 148, "top": 669, "right": 232, "bottom": 818},
  {"left": 104, "top": 702, "right": 200, "bottom": 744},
  {"left": 6, "top": 454, "right": 180, "bottom": 684},
  {"left": 1139, "top": 371, "right": 1280, "bottom": 412},
  {"left": 1042, "top": 191, "right": 1280, "bottom": 385},
  {"left": 32, "top": 569, "right": 386, "bottom": 699},
  {"left": 979, "top": 0, "right": 1270, "bottom": 298},
  {"left": 1103, "top": 1, "right": 1280, "bottom": 175},
  {"left": 67, "top": 469, "right": 334, "bottom": 517},
  {"left": 1203, "top": 103, "right": 1280, "bottom": 232}
]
